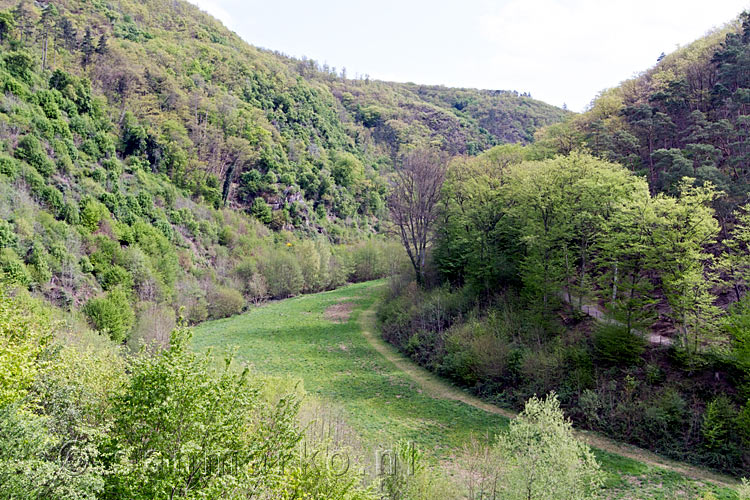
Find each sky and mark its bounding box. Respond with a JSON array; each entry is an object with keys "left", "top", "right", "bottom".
[{"left": 189, "top": 0, "right": 750, "bottom": 112}]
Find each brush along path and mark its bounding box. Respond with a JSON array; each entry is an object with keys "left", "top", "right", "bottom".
[{"left": 358, "top": 292, "right": 737, "bottom": 491}]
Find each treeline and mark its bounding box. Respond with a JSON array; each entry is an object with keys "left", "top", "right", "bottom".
[{"left": 381, "top": 145, "right": 750, "bottom": 474}]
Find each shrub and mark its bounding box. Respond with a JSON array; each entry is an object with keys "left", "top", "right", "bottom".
[
  {"left": 104, "top": 328, "right": 361, "bottom": 499},
  {"left": 0, "top": 248, "right": 31, "bottom": 286},
  {"left": 99, "top": 264, "right": 134, "bottom": 291},
  {"left": 725, "top": 295, "right": 750, "bottom": 373},
  {"left": 0, "top": 220, "right": 17, "bottom": 248},
  {"left": 701, "top": 395, "right": 739, "bottom": 465},
  {"left": 294, "top": 240, "right": 321, "bottom": 292},
  {"left": 4, "top": 52, "right": 33, "bottom": 82},
  {"left": 593, "top": 323, "right": 645, "bottom": 365},
  {"left": 349, "top": 240, "right": 388, "bottom": 282},
  {"left": 260, "top": 251, "right": 304, "bottom": 298},
  {"left": 0, "top": 154, "right": 18, "bottom": 178},
  {"left": 79, "top": 197, "right": 109, "bottom": 232},
  {"left": 82, "top": 287, "right": 135, "bottom": 342},
  {"left": 250, "top": 196, "right": 272, "bottom": 223},
  {"left": 739, "top": 478, "right": 750, "bottom": 500},
  {"left": 206, "top": 284, "right": 245, "bottom": 319},
  {"left": 0, "top": 290, "right": 53, "bottom": 406},
  {"left": 129, "top": 302, "right": 176, "bottom": 350},
  {"left": 246, "top": 273, "right": 269, "bottom": 306},
  {"left": 14, "top": 135, "right": 54, "bottom": 176},
  {"left": 492, "top": 393, "right": 602, "bottom": 499}
]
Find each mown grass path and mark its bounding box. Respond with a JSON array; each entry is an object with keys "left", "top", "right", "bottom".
[{"left": 193, "top": 280, "right": 740, "bottom": 499}]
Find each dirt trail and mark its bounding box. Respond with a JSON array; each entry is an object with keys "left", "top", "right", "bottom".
[
  {"left": 355, "top": 300, "right": 738, "bottom": 490},
  {"left": 560, "top": 291, "right": 673, "bottom": 346}
]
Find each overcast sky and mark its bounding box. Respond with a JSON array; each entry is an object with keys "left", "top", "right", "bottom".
[{"left": 189, "top": 0, "right": 750, "bottom": 112}]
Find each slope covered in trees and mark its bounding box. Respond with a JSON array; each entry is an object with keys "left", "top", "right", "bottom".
[
  {"left": 550, "top": 12, "right": 750, "bottom": 216},
  {"left": 377, "top": 14, "right": 750, "bottom": 475},
  {"left": 381, "top": 144, "right": 750, "bottom": 476},
  {"left": 0, "top": 0, "right": 566, "bottom": 346},
  {"left": 0, "top": 0, "right": 566, "bottom": 232}
]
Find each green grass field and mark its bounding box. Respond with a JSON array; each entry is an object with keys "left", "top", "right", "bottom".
[{"left": 192, "top": 280, "right": 739, "bottom": 499}]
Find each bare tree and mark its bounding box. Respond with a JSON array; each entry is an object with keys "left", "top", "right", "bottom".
[{"left": 388, "top": 149, "right": 448, "bottom": 286}]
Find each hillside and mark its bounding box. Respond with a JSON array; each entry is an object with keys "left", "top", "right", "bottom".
[
  {"left": 0, "top": 0, "right": 565, "bottom": 341},
  {"left": 550, "top": 13, "right": 750, "bottom": 215},
  {"left": 0, "top": 0, "right": 566, "bottom": 230}
]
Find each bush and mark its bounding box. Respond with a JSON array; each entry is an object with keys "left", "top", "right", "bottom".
[
  {"left": 250, "top": 196, "right": 272, "bottom": 224},
  {"left": 0, "top": 154, "right": 18, "bottom": 178},
  {"left": 14, "top": 135, "right": 54, "bottom": 176},
  {"left": 82, "top": 287, "right": 135, "bottom": 342},
  {"left": 491, "top": 393, "right": 602, "bottom": 499},
  {"left": 260, "top": 251, "right": 304, "bottom": 298},
  {"left": 593, "top": 323, "right": 645, "bottom": 365},
  {"left": 206, "top": 284, "right": 245, "bottom": 319},
  {"left": 349, "top": 240, "right": 387, "bottom": 282},
  {"left": 104, "top": 328, "right": 302, "bottom": 498},
  {"left": 0, "top": 220, "right": 17, "bottom": 249},
  {"left": 0, "top": 290, "right": 53, "bottom": 406},
  {"left": 701, "top": 395, "right": 739, "bottom": 463},
  {"left": 246, "top": 273, "right": 269, "bottom": 305},
  {"left": 0, "top": 248, "right": 31, "bottom": 286},
  {"left": 129, "top": 302, "right": 176, "bottom": 350}
]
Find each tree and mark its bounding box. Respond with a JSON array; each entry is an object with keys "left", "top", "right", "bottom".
[
  {"left": 650, "top": 179, "right": 721, "bottom": 355},
  {"left": 250, "top": 196, "right": 272, "bottom": 224},
  {"left": 489, "top": 393, "right": 602, "bottom": 500},
  {"left": 82, "top": 287, "right": 135, "bottom": 342},
  {"left": 95, "top": 33, "right": 108, "bottom": 55},
  {"left": 37, "top": 3, "right": 58, "bottom": 71},
  {"left": 596, "top": 193, "right": 659, "bottom": 333},
  {"left": 12, "top": 1, "right": 30, "bottom": 43},
  {"left": 388, "top": 148, "right": 447, "bottom": 285},
  {"left": 56, "top": 16, "right": 77, "bottom": 52},
  {"left": 0, "top": 10, "right": 16, "bottom": 42},
  {"left": 80, "top": 27, "right": 94, "bottom": 67}
]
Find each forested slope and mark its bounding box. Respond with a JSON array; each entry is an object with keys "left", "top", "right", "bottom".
[
  {"left": 379, "top": 11, "right": 750, "bottom": 478},
  {"left": 0, "top": 0, "right": 566, "bottom": 345},
  {"left": 553, "top": 13, "right": 750, "bottom": 217}
]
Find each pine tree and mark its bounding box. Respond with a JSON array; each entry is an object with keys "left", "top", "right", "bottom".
[
  {"left": 95, "top": 33, "right": 108, "bottom": 55},
  {"left": 37, "top": 3, "right": 58, "bottom": 71},
  {"left": 56, "top": 16, "right": 77, "bottom": 51},
  {"left": 80, "top": 27, "right": 94, "bottom": 67},
  {"left": 12, "top": 1, "right": 30, "bottom": 43}
]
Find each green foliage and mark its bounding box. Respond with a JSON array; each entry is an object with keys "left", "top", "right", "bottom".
[
  {"left": 0, "top": 248, "right": 31, "bottom": 286},
  {"left": 701, "top": 396, "right": 739, "bottom": 459},
  {"left": 250, "top": 196, "right": 272, "bottom": 224},
  {"left": 0, "top": 220, "right": 17, "bottom": 248},
  {"left": 593, "top": 324, "right": 645, "bottom": 366},
  {"left": 206, "top": 285, "right": 245, "bottom": 319},
  {"left": 3, "top": 51, "right": 33, "bottom": 82},
  {"left": 83, "top": 287, "right": 135, "bottom": 342},
  {"left": 260, "top": 250, "right": 304, "bottom": 298},
  {"left": 104, "top": 327, "right": 302, "bottom": 499},
  {"left": 0, "top": 290, "right": 52, "bottom": 406},
  {"left": 0, "top": 154, "right": 18, "bottom": 178},
  {"left": 492, "top": 393, "right": 602, "bottom": 500},
  {"left": 15, "top": 135, "right": 54, "bottom": 176}
]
